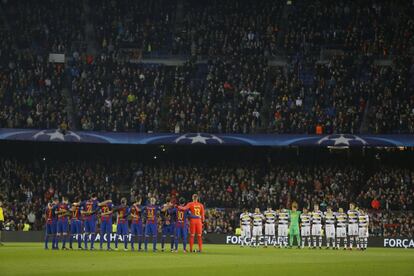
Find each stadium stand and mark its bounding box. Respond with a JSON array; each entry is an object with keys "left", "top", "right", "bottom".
[
  {"left": 0, "top": 0, "right": 412, "bottom": 134},
  {"left": 0, "top": 156, "right": 412, "bottom": 237}
]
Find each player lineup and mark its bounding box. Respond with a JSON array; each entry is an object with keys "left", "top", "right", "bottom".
[
  {"left": 44, "top": 194, "right": 205, "bottom": 252},
  {"left": 240, "top": 202, "right": 369, "bottom": 250}
]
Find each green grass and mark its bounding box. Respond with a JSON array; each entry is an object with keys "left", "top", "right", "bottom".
[{"left": 0, "top": 243, "right": 413, "bottom": 276}]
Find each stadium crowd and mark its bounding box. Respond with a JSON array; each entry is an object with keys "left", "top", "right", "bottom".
[
  {"left": 0, "top": 157, "right": 413, "bottom": 237},
  {"left": 177, "top": 0, "right": 283, "bottom": 57},
  {"left": 166, "top": 56, "right": 268, "bottom": 133},
  {"left": 283, "top": 0, "right": 414, "bottom": 57},
  {"left": 0, "top": 0, "right": 412, "bottom": 134},
  {"left": 0, "top": 0, "right": 83, "bottom": 130},
  {"left": 0, "top": 51, "right": 69, "bottom": 130},
  {"left": 267, "top": 53, "right": 369, "bottom": 134},
  {"left": 366, "top": 55, "right": 414, "bottom": 134},
  {"left": 70, "top": 55, "right": 166, "bottom": 132},
  {"left": 91, "top": 0, "right": 176, "bottom": 55}
]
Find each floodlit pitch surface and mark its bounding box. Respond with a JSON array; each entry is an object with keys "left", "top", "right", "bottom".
[{"left": 0, "top": 243, "right": 413, "bottom": 276}]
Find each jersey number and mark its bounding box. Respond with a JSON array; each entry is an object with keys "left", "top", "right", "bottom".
[
  {"left": 178, "top": 211, "right": 184, "bottom": 221},
  {"left": 194, "top": 206, "right": 201, "bottom": 216},
  {"left": 148, "top": 209, "right": 154, "bottom": 219}
]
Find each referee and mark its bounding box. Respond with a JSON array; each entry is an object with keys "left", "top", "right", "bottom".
[{"left": 0, "top": 200, "right": 4, "bottom": 245}]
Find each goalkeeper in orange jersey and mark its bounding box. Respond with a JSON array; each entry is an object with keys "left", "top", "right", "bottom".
[{"left": 182, "top": 194, "right": 205, "bottom": 253}]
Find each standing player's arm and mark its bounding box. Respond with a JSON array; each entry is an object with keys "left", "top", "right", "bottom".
[
  {"left": 86, "top": 208, "right": 99, "bottom": 215},
  {"left": 98, "top": 200, "right": 112, "bottom": 207},
  {"left": 182, "top": 203, "right": 191, "bottom": 211},
  {"left": 160, "top": 204, "right": 169, "bottom": 212},
  {"left": 56, "top": 206, "right": 69, "bottom": 215},
  {"left": 60, "top": 210, "right": 69, "bottom": 216},
  {"left": 142, "top": 207, "right": 147, "bottom": 224},
  {"left": 323, "top": 213, "right": 327, "bottom": 231},
  {"left": 130, "top": 207, "right": 141, "bottom": 220},
  {"left": 52, "top": 204, "right": 58, "bottom": 215},
  {"left": 79, "top": 202, "right": 88, "bottom": 215},
  {"left": 157, "top": 206, "right": 164, "bottom": 219},
  {"left": 101, "top": 208, "right": 113, "bottom": 216},
  {"left": 80, "top": 205, "right": 87, "bottom": 215},
  {"left": 55, "top": 209, "right": 65, "bottom": 215},
  {"left": 64, "top": 207, "right": 72, "bottom": 217},
  {"left": 201, "top": 204, "right": 205, "bottom": 223},
  {"left": 101, "top": 211, "right": 112, "bottom": 216},
  {"left": 130, "top": 209, "right": 138, "bottom": 219},
  {"left": 132, "top": 205, "right": 141, "bottom": 218},
  {"left": 88, "top": 209, "right": 98, "bottom": 215},
  {"left": 287, "top": 213, "right": 291, "bottom": 229},
  {"left": 93, "top": 203, "right": 101, "bottom": 214}
]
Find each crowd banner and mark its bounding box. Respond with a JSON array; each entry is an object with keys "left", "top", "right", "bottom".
[
  {"left": 3, "top": 232, "right": 414, "bottom": 248},
  {"left": 1, "top": 128, "right": 414, "bottom": 147}
]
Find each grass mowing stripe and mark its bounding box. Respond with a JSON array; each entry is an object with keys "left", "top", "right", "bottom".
[{"left": 0, "top": 243, "right": 413, "bottom": 276}]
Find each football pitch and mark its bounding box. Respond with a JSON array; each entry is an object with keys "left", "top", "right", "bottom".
[{"left": 0, "top": 243, "right": 413, "bottom": 276}]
